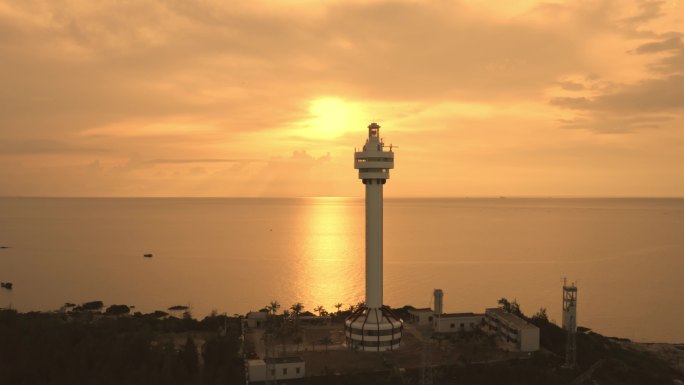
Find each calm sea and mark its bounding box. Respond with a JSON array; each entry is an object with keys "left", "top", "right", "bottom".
[{"left": 0, "top": 197, "right": 682, "bottom": 342}]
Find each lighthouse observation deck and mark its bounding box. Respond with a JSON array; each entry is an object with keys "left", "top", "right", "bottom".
[{"left": 354, "top": 122, "right": 394, "bottom": 182}]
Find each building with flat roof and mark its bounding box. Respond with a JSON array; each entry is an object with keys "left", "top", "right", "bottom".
[
  {"left": 247, "top": 356, "right": 305, "bottom": 383},
  {"left": 484, "top": 308, "right": 539, "bottom": 352},
  {"left": 407, "top": 308, "right": 434, "bottom": 326},
  {"left": 245, "top": 311, "right": 268, "bottom": 328},
  {"left": 433, "top": 312, "right": 484, "bottom": 333}
]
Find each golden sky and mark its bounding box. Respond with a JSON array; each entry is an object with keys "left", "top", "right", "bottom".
[{"left": 1, "top": 0, "right": 683, "bottom": 197}]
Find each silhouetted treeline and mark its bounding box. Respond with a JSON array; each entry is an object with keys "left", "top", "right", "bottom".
[
  {"left": 1, "top": 304, "right": 680, "bottom": 385},
  {"left": 0, "top": 309, "right": 244, "bottom": 385}
]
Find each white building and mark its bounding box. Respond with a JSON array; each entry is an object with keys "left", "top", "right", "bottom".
[
  {"left": 247, "top": 357, "right": 305, "bottom": 383},
  {"left": 484, "top": 308, "right": 539, "bottom": 352},
  {"left": 407, "top": 308, "right": 434, "bottom": 326},
  {"left": 245, "top": 311, "right": 268, "bottom": 328},
  {"left": 433, "top": 313, "right": 484, "bottom": 333}
]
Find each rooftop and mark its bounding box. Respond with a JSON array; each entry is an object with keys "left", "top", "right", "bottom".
[
  {"left": 246, "top": 311, "right": 268, "bottom": 318},
  {"left": 246, "top": 359, "right": 265, "bottom": 367},
  {"left": 408, "top": 308, "right": 433, "bottom": 313},
  {"left": 485, "top": 308, "right": 538, "bottom": 330},
  {"left": 441, "top": 312, "right": 483, "bottom": 318},
  {"left": 265, "top": 356, "right": 305, "bottom": 364}
]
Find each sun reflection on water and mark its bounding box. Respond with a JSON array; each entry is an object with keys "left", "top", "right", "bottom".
[{"left": 296, "top": 197, "right": 363, "bottom": 314}]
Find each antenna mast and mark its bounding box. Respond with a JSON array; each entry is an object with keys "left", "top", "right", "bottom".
[{"left": 562, "top": 278, "right": 578, "bottom": 368}]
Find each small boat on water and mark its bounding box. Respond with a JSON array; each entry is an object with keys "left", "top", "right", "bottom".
[
  {"left": 143, "top": 253, "right": 153, "bottom": 258},
  {"left": 1, "top": 282, "right": 13, "bottom": 290}
]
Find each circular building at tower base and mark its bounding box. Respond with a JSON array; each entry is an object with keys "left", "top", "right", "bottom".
[{"left": 344, "top": 306, "right": 403, "bottom": 351}]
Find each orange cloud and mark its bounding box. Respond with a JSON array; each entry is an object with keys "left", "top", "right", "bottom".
[{"left": 0, "top": 0, "right": 683, "bottom": 197}]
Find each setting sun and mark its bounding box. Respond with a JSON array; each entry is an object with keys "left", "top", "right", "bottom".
[{"left": 298, "top": 97, "right": 362, "bottom": 139}]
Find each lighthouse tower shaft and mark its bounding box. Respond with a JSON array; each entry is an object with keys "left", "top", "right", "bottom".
[
  {"left": 345, "top": 122, "right": 402, "bottom": 352},
  {"left": 354, "top": 122, "right": 394, "bottom": 308},
  {"left": 365, "top": 183, "right": 383, "bottom": 307}
]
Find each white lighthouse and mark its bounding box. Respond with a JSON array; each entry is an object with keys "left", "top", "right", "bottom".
[{"left": 345, "top": 122, "right": 403, "bottom": 352}]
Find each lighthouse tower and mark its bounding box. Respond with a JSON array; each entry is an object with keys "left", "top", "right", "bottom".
[{"left": 345, "top": 122, "right": 403, "bottom": 352}]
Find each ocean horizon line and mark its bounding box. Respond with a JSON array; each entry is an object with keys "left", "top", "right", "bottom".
[{"left": 2, "top": 195, "right": 684, "bottom": 199}]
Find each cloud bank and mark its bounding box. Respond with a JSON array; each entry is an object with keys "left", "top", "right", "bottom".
[{"left": 1, "top": 0, "right": 683, "bottom": 196}]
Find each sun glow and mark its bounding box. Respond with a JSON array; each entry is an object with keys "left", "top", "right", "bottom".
[{"left": 298, "top": 97, "right": 363, "bottom": 139}]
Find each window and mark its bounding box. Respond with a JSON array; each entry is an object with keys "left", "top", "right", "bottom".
[
  {"left": 296, "top": 367, "right": 301, "bottom": 374},
  {"left": 460, "top": 323, "right": 465, "bottom": 329},
  {"left": 450, "top": 323, "right": 455, "bottom": 328},
  {"left": 271, "top": 369, "right": 275, "bottom": 376},
  {"left": 283, "top": 368, "right": 288, "bottom": 375},
  {"left": 428, "top": 316, "right": 433, "bottom": 322}
]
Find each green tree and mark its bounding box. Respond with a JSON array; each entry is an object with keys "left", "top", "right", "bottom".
[
  {"left": 290, "top": 303, "right": 304, "bottom": 317},
  {"left": 321, "top": 335, "right": 333, "bottom": 352},
  {"left": 276, "top": 321, "right": 294, "bottom": 354},
  {"left": 497, "top": 298, "right": 511, "bottom": 311},
  {"left": 293, "top": 335, "right": 303, "bottom": 353},
  {"left": 181, "top": 336, "right": 199, "bottom": 376},
  {"left": 202, "top": 334, "right": 242, "bottom": 385},
  {"left": 267, "top": 300, "right": 280, "bottom": 316},
  {"left": 531, "top": 307, "right": 549, "bottom": 323},
  {"left": 497, "top": 298, "right": 522, "bottom": 317},
  {"left": 313, "top": 305, "right": 326, "bottom": 317}
]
